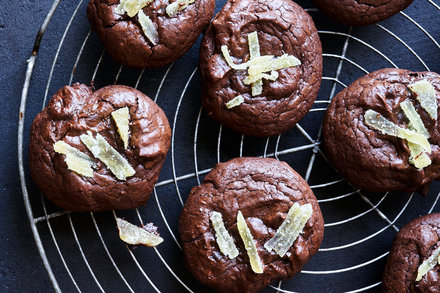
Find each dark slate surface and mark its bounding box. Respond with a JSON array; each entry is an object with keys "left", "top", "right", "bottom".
[
  {"left": 3, "top": 0, "right": 440, "bottom": 292},
  {"left": 1, "top": 1, "right": 53, "bottom": 291}
]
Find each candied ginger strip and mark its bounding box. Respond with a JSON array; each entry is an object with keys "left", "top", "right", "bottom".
[
  {"left": 416, "top": 245, "right": 440, "bottom": 281},
  {"left": 117, "top": 218, "right": 163, "bottom": 246},
  {"left": 247, "top": 54, "right": 301, "bottom": 77},
  {"left": 237, "top": 211, "right": 264, "bottom": 274},
  {"left": 264, "top": 203, "right": 313, "bottom": 257},
  {"left": 138, "top": 10, "right": 159, "bottom": 45},
  {"left": 226, "top": 95, "right": 244, "bottom": 109},
  {"left": 118, "top": 0, "right": 153, "bottom": 17},
  {"left": 408, "top": 80, "right": 438, "bottom": 120},
  {"left": 53, "top": 141, "right": 95, "bottom": 177},
  {"left": 166, "top": 0, "right": 195, "bottom": 17},
  {"left": 80, "top": 133, "right": 135, "bottom": 181},
  {"left": 210, "top": 211, "right": 239, "bottom": 259},
  {"left": 400, "top": 99, "right": 429, "bottom": 138},
  {"left": 111, "top": 107, "right": 130, "bottom": 149},
  {"left": 244, "top": 71, "right": 279, "bottom": 85},
  {"left": 364, "top": 110, "right": 430, "bottom": 152}
]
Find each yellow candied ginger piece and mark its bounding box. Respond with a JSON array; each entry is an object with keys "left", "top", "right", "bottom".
[
  {"left": 408, "top": 80, "right": 438, "bottom": 120},
  {"left": 243, "top": 71, "right": 279, "bottom": 85},
  {"left": 246, "top": 55, "right": 274, "bottom": 66},
  {"left": 408, "top": 142, "right": 431, "bottom": 170},
  {"left": 221, "top": 46, "right": 273, "bottom": 71},
  {"left": 416, "top": 245, "right": 440, "bottom": 281},
  {"left": 364, "top": 110, "right": 400, "bottom": 137},
  {"left": 210, "top": 211, "right": 239, "bottom": 259},
  {"left": 247, "top": 32, "right": 262, "bottom": 96},
  {"left": 364, "top": 110, "right": 430, "bottom": 152},
  {"left": 411, "top": 152, "right": 431, "bottom": 169},
  {"left": 365, "top": 109, "right": 432, "bottom": 169},
  {"left": 53, "top": 141, "right": 95, "bottom": 177},
  {"left": 138, "top": 10, "right": 159, "bottom": 45},
  {"left": 251, "top": 80, "right": 263, "bottom": 96},
  {"left": 166, "top": 0, "right": 195, "bottom": 17},
  {"left": 247, "top": 54, "right": 301, "bottom": 77},
  {"left": 111, "top": 107, "right": 130, "bottom": 149},
  {"left": 244, "top": 56, "right": 278, "bottom": 96},
  {"left": 264, "top": 203, "right": 313, "bottom": 257},
  {"left": 117, "top": 0, "right": 153, "bottom": 17},
  {"left": 117, "top": 218, "right": 163, "bottom": 246},
  {"left": 400, "top": 99, "right": 429, "bottom": 138},
  {"left": 80, "top": 133, "right": 135, "bottom": 181},
  {"left": 400, "top": 99, "right": 431, "bottom": 169},
  {"left": 225, "top": 95, "right": 244, "bottom": 109},
  {"left": 237, "top": 211, "right": 264, "bottom": 274},
  {"left": 398, "top": 128, "right": 431, "bottom": 152},
  {"left": 114, "top": 4, "right": 126, "bottom": 15},
  {"left": 221, "top": 46, "right": 248, "bottom": 70},
  {"left": 221, "top": 32, "right": 301, "bottom": 97},
  {"left": 247, "top": 32, "right": 260, "bottom": 59}
]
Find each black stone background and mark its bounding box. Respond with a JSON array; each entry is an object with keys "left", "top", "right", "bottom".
[
  {"left": 1, "top": 1, "right": 54, "bottom": 291},
  {"left": 2, "top": 0, "right": 440, "bottom": 292}
]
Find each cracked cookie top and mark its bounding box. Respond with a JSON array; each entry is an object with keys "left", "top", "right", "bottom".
[
  {"left": 87, "top": 0, "right": 215, "bottom": 68},
  {"left": 312, "top": 0, "right": 414, "bottom": 26},
  {"left": 179, "top": 157, "right": 324, "bottom": 293},
  {"left": 383, "top": 213, "right": 440, "bottom": 293},
  {"left": 199, "top": 0, "right": 322, "bottom": 137},
  {"left": 29, "top": 83, "right": 171, "bottom": 211},
  {"left": 322, "top": 68, "right": 440, "bottom": 194}
]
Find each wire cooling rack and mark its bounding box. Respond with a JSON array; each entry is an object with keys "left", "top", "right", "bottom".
[{"left": 18, "top": 0, "right": 440, "bottom": 292}]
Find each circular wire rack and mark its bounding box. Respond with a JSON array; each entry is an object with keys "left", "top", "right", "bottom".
[{"left": 18, "top": 0, "right": 440, "bottom": 292}]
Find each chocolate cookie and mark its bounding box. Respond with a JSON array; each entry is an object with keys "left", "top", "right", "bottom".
[
  {"left": 322, "top": 68, "right": 440, "bottom": 194},
  {"left": 382, "top": 213, "right": 440, "bottom": 292},
  {"left": 179, "top": 157, "right": 324, "bottom": 293},
  {"left": 312, "top": 0, "right": 414, "bottom": 26},
  {"left": 87, "top": 0, "right": 215, "bottom": 68},
  {"left": 199, "top": 0, "right": 322, "bottom": 137},
  {"left": 29, "top": 83, "right": 171, "bottom": 212}
]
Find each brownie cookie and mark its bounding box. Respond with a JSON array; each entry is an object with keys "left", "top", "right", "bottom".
[
  {"left": 199, "top": 0, "right": 322, "bottom": 137},
  {"left": 179, "top": 157, "right": 324, "bottom": 293},
  {"left": 383, "top": 213, "right": 440, "bottom": 292},
  {"left": 312, "top": 0, "right": 414, "bottom": 26},
  {"left": 87, "top": 0, "right": 215, "bottom": 68},
  {"left": 29, "top": 83, "right": 171, "bottom": 212},
  {"left": 322, "top": 68, "right": 440, "bottom": 194}
]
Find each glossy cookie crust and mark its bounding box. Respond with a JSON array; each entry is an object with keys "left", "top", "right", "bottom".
[
  {"left": 312, "top": 0, "right": 414, "bottom": 26},
  {"left": 383, "top": 213, "right": 440, "bottom": 292},
  {"left": 199, "top": 0, "right": 322, "bottom": 137},
  {"left": 322, "top": 68, "right": 440, "bottom": 194},
  {"left": 29, "top": 83, "right": 171, "bottom": 212},
  {"left": 87, "top": 0, "right": 215, "bottom": 68},
  {"left": 179, "top": 157, "right": 324, "bottom": 293}
]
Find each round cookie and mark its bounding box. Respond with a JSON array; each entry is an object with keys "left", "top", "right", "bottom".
[
  {"left": 312, "top": 0, "right": 414, "bottom": 26},
  {"left": 29, "top": 83, "right": 171, "bottom": 212},
  {"left": 382, "top": 213, "right": 440, "bottom": 292},
  {"left": 199, "top": 0, "right": 322, "bottom": 137},
  {"left": 179, "top": 157, "right": 324, "bottom": 293},
  {"left": 87, "top": 0, "right": 215, "bottom": 68},
  {"left": 322, "top": 68, "right": 440, "bottom": 194}
]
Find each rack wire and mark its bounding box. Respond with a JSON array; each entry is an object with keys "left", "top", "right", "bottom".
[{"left": 18, "top": 0, "right": 440, "bottom": 292}]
